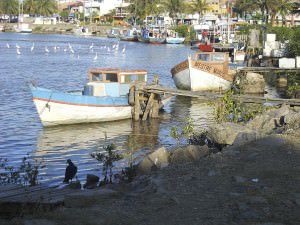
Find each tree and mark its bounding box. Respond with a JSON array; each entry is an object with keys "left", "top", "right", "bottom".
[
  {"left": 35, "top": 0, "right": 57, "bottom": 16},
  {"left": 23, "top": 0, "right": 36, "bottom": 15},
  {"left": 188, "top": 0, "right": 209, "bottom": 23},
  {"left": 161, "top": 0, "right": 185, "bottom": 25},
  {"left": 0, "top": 0, "right": 19, "bottom": 16}
]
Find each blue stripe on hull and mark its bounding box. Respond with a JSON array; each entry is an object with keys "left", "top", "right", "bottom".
[{"left": 30, "top": 86, "right": 129, "bottom": 106}]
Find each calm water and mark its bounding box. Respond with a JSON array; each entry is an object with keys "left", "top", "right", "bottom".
[{"left": 0, "top": 33, "right": 222, "bottom": 185}]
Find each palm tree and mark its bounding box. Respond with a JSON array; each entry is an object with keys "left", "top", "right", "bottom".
[
  {"left": 161, "top": 0, "right": 185, "bottom": 25},
  {"left": 23, "top": 0, "right": 36, "bottom": 15},
  {"left": 35, "top": 0, "right": 57, "bottom": 16},
  {"left": 0, "top": 0, "right": 19, "bottom": 16},
  {"left": 276, "top": 0, "right": 293, "bottom": 26},
  {"left": 189, "top": 0, "right": 209, "bottom": 24}
]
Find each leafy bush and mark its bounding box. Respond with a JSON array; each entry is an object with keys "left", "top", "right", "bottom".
[
  {"left": 287, "top": 26, "right": 300, "bottom": 57},
  {"left": 175, "top": 24, "right": 189, "bottom": 38},
  {"left": 91, "top": 143, "right": 123, "bottom": 184}
]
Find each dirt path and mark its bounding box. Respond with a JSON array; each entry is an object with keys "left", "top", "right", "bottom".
[{"left": 2, "top": 132, "right": 298, "bottom": 225}]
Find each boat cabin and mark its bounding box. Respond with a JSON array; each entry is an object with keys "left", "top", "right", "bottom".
[
  {"left": 192, "top": 52, "right": 229, "bottom": 75},
  {"left": 83, "top": 68, "right": 147, "bottom": 97}
]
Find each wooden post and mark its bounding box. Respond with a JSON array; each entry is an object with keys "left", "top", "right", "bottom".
[
  {"left": 150, "top": 94, "right": 160, "bottom": 118},
  {"left": 134, "top": 88, "right": 141, "bottom": 121},
  {"left": 142, "top": 93, "right": 155, "bottom": 121}
]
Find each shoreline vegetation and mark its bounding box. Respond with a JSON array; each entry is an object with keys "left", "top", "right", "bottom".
[{"left": 0, "top": 99, "right": 299, "bottom": 224}]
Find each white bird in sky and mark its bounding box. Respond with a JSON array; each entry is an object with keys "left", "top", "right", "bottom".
[
  {"left": 45, "top": 46, "right": 50, "bottom": 53},
  {"left": 6, "top": 43, "right": 10, "bottom": 48},
  {"left": 16, "top": 43, "right": 20, "bottom": 49},
  {"left": 122, "top": 46, "right": 126, "bottom": 54},
  {"left": 93, "top": 52, "right": 98, "bottom": 61},
  {"left": 16, "top": 48, "right": 21, "bottom": 55},
  {"left": 30, "top": 43, "right": 35, "bottom": 52}
]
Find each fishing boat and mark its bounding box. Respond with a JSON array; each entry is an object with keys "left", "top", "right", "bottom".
[
  {"left": 31, "top": 69, "right": 171, "bottom": 127},
  {"left": 119, "top": 29, "right": 138, "bottom": 42},
  {"left": 15, "top": 23, "right": 32, "bottom": 33},
  {"left": 171, "top": 52, "right": 234, "bottom": 91},
  {"left": 107, "top": 28, "right": 120, "bottom": 38},
  {"left": 138, "top": 35, "right": 150, "bottom": 43},
  {"left": 166, "top": 33, "right": 185, "bottom": 44},
  {"left": 149, "top": 37, "right": 166, "bottom": 44},
  {"left": 74, "top": 27, "right": 93, "bottom": 36}
]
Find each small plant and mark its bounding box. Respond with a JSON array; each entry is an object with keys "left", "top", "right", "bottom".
[
  {"left": 0, "top": 157, "right": 44, "bottom": 186},
  {"left": 170, "top": 117, "right": 195, "bottom": 146},
  {"left": 91, "top": 143, "right": 123, "bottom": 185},
  {"left": 214, "top": 90, "right": 264, "bottom": 123}
]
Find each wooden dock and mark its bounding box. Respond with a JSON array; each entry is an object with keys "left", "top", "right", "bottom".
[
  {"left": 0, "top": 184, "right": 80, "bottom": 217},
  {"left": 238, "top": 67, "right": 300, "bottom": 73},
  {"left": 132, "top": 85, "right": 300, "bottom": 121}
]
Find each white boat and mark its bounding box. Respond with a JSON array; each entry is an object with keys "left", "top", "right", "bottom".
[
  {"left": 15, "top": 23, "right": 32, "bottom": 33},
  {"left": 171, "top": 52, "right": 234, "bottom": 91},
  {"left": 31, "top": 68, "right": 171, "bottom": 127},
  {"left": 166, "top": 33, "right": 185, "bottom": 44},
  {"left": 74, "top": 27, "right": 93, "bottom": 36}
]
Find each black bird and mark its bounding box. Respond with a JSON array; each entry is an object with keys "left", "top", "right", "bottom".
[{"left": 63, "top": 159, "right": 77, "bottom": 183}]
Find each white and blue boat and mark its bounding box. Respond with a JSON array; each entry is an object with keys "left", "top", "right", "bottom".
[
  {"left": 31, "top": 68, "right": 171, "bottom": 127},
  {"left": 166, "top": 33, "right": 185, "bottom": 44}
]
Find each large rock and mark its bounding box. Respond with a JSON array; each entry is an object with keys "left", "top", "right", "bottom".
[
  {"left": 83, "top": 174, "right": 100, "bottom": 189},
  {"left": 238, "top": 72, "right": 265, "bottom": 94},
  {"left": 170, "top": 145, "right": 209, "bottom": 164},
  {"left": 64, "top": 189, "right": 119, "bottom": 208},
  {"left": 246, "top": 105, "right": 293, "bottom": 134},
  {"left": 137, "top": 147, "right": 170, "bottom": 174},
  {"left": 208, "top": 123, "right": 250, "bottom": 145}
]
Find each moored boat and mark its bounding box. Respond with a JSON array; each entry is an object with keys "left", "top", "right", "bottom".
[
  {"left": 31, "top": 69, "right": 171, "bottom": 127},
  {"left": 15, "top": 23, "right": 32, "bottom": 33},
  {"left": 138, "top": 35, "right": 150, "bottom": 43},
  {"left": 166, "top": 33, "right": 185, "bottom": 44},
  {"left": 107, "top": 28, "right": 120, "bottom": 38},
  {"left": 171, "top": 52, "right": 234, "bottom": 91},
  {"left": 119, "top": 29, "right": 138, "bottom": 42},
  {"left": 149, "top": 37, "right": 166, "bottom": 44}
]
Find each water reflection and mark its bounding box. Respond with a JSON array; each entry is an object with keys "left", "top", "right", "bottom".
[{"left": 34, "top": 119, "right": 161, "bottom": 184}]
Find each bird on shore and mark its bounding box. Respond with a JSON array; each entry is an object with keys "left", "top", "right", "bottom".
[
  {"left": 16, "top": 48, "right": 21, "bottom": 55},
  {"left": 6, "top": 43, "right": 10, "bottom": 48},
  {"left": 93, "top": 52, "right": 98, "bottom": 61},
  {"left": 63, "top": 159, "right": 77, "bottom": 183},
  {"left": 30, "top": 43, "right": 35, "bottom": 52}
]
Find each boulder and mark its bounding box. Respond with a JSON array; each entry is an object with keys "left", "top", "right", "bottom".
[
  {"left": 238, "top": 72, "right": 265, "bottom": 94},
  {"left": 64, "top": 189, "right": 119, "bottom": 208},
  {"left": 208, "top": 123, "right": 250, "bottom": 145},
  {"left": 246, "top": 105, "right": 292, "bottom": 134},
  {"left": 232, "top": 130, "right": 262, "bottom": 146},
  {"left": 170, "top": 145, "right": 209, "bottom": 164},
  {"left": 137, "top": 147, "right": 170, "bottom": 174},
  {"left": 83, "top": 174, "right": 99, "bottom": 189}
]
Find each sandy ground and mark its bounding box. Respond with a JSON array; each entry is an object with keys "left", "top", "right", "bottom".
[{"left": 1, "top": 130, "right": 299, "bottom": 225}]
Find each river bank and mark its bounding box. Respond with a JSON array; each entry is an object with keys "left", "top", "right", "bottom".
[
  {"left": 0, "top": 23, "right": 112, "bottom": 36},
  {"left": 1, "top": 105, "right": 299, "bottom": 225}
]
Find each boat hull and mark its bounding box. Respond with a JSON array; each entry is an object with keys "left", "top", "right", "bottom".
[
  {"left": 166, "top": 37, "right": 185, "bottom": 44},
  {"left": 138, "top": 36, "right": 150, "bottom": 43},
  {"left": 120, "top": 36, "right": 138, "bottom": 42},
  {"left": 171, "top": 59, "right": 232, "bottom": 91},
  {"left": 33, "top": 98, "right": 132, "bottom": 127},
  {"left": 149, "top": 37, "right": 166, "bottom": 44}
]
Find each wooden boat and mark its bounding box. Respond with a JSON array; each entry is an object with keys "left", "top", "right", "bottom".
[
  {"left": 107, "top": 28, "right": 120, "bottom": 38},
  {"left": 171, "top": 52, "right": 234, "bottom": 91},
  {"left": 31, "top": 69, "right": 171, "bottom": 127},
  {"left": 119, "top": 29, "right": 138, "bottom": 42},
  {"left": 166, "top": 33, "right": 185, "bottom": 44},
  {"left": 138, "top": 35, "right": 150, "bottom": 43},
  {"left": 166, "top": 37, "right": 185, "bottom": 44},
  {"left": 149, "top": 37, "right": 166, "bottom": 44}
]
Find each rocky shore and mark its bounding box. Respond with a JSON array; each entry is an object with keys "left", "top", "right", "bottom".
[{"left": 0, "top": 105, "right": 300, "bottom": 225}]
